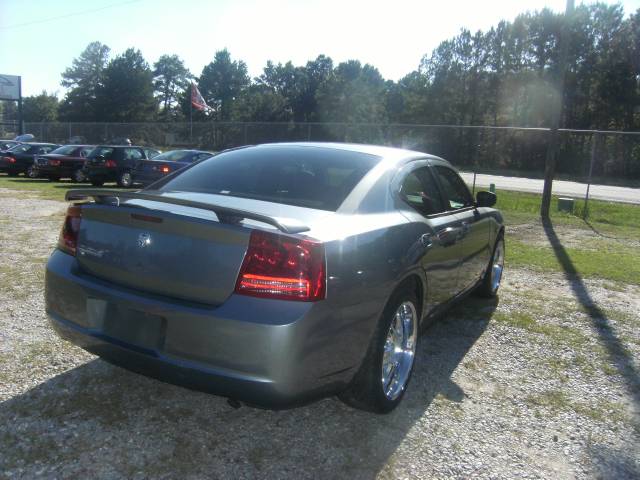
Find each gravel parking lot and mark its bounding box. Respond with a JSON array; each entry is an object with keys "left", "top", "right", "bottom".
[{"left": 1, "top": 188, "right": 639, "bottom": 479}]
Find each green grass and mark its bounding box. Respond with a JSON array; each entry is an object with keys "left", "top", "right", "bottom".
[
  {"left": 0, "top": 175, "right": 96, "bottom": 201},
  {"left": 507, "top": 238, "right": 640, "bottom": 285},
  {"left": 492, "top": 189, "right": 640, "bottom": 284},
  {"left": 495, "top": 189, "right": 640, "bottom": 230}
]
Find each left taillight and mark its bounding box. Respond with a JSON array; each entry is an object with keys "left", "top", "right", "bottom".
[
  {"left": 4, "top": 156, "right": 15, "bottom": 163},
  {"left": 58, "top": 205, "right": 82, "bottom": 256}
]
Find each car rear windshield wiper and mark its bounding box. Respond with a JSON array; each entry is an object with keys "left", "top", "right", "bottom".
[{"left": 65, "top": 189, "right": 310, "bottom": 234}]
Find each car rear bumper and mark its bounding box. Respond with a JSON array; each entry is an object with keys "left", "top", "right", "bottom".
[
  {"left": 37, "top": 165, "right": 78, "bottom": 177},
  {"left": 45, "top": 249, "right": 355, "bottom": 408},
  {"left": 132, "top": 171, "right": 161, "bottom": 186},
  {"left": 85, "top": 166, "right": 117, "bottom": 181}
]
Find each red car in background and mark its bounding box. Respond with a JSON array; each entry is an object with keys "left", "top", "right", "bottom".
[{"left": 35, "top": 145, "right": 94, "bottom": 182}]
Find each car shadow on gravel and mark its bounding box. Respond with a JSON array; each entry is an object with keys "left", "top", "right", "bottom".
[{"left": 0, "top": 297, "right": 495, "bottom": 479}]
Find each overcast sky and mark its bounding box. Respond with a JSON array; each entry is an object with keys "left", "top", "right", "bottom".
[{"left": 1, "top": 0, "right": 639, "bottom": 97}]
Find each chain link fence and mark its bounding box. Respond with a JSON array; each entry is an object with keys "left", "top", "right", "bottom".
[{"left": 2, "top": 121, "right": 639, "bottom": 204}]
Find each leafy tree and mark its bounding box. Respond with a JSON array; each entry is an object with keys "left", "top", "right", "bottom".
[
  {"left": 231, "top": 84, "right": 291, "bottom": 122},
  {"left": 153, "top": 54, "right": 192, "bottom": 120},
  {"left": 22, "top": 91, "right": 59, "bottom": 122},
  {"left": 199, "top": 49, "right": 250, "bottom": 120},
  {"left": 96, "top": 48, "right": 156, "bottom": 122},
  {"left": 59, "top": 42, "right": 110, "bottom": 121}
]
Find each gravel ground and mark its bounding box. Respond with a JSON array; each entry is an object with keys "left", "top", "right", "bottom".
[{"left": 0, "top": 188, "right": 639, "bottom": 479}]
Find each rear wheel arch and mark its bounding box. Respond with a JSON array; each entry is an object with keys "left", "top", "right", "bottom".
[{"left": 390, "top": 273, "right": 425, "bottom": 325}]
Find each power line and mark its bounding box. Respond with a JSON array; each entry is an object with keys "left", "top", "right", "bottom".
[{"left": 0, "top": 0, "right": 143, "bottom": 30}]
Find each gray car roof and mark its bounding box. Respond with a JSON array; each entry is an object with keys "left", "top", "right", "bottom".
[{"left": 256, "top": 142, "right": 450, "bottom": 167}]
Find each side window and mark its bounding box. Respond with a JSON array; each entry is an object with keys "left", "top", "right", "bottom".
[
  {"left": 400, "top": 167, "right": 445, "bottom": 216},
  {"left": 80, "top": 147, "right": 92, "bottom": 157},
  {"left": 125, "top": 148, "right": 144, "bottom": 160},
  {"left": 434, "top": 166, "right": 474, "bottom": 210}
]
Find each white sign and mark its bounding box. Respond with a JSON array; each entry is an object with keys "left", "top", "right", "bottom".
[{"left": 0, "top": 74, "right": 20, "bottom": 100}]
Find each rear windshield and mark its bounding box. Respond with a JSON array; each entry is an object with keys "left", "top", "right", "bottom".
[
  {"left": 50, "top": 145, "right": 78, "bottom": 156},
  {"left": 158, "top": 146, "right": 380, "bottom": 211},
  {"left": 8, "top": 144, "right": 31, "bottom": 153},
  {"left": 88, "top": 147, "right": 115, "bottom": 159},
  {"left": 152, "top": 150, "right": 193, "bottom": 162}
]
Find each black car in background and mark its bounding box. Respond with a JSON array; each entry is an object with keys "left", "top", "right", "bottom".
[
  {"left": 132, "top": 149, "right": 214, "bottom": 186},
  {"left": 1, "top": 140, "right": 20, "bottom": 152},
  {"left": 35, "top": 145, "right": 94, "bottom": 182},
  {"left": 0, "top": 143, "right": 60, "bottom": 177},
  {"left": 83, "top": 145, "right": 157, "bottom": 187}
]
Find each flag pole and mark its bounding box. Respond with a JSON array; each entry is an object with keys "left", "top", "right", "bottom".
[{"left": 190, "top": 84, "right": 193, "bottom": 143}]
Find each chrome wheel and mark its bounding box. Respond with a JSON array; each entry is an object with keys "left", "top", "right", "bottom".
[
  {"left": 490, "top": 238, "right": 505, "bottom": 293},
  {"left": 27, "top": 166, "right": 38, "bottom": 178},
  {"left": 73, "top": 169, "right": 85, "bottom": 183},
  {"left": 119, "top": 171, "right": 132, "bottom": 187},
  {"left": 381, "top": 301, "right": 417, "bottom": 401}
]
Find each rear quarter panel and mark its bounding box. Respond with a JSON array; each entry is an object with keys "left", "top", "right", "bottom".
[{"left": 312, "top": 212, "right": 427, "bottom": 374}]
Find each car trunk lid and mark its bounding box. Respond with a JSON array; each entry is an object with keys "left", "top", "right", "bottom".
[{"left": 70, "top": 190, "right": 324, "bottom": 305}]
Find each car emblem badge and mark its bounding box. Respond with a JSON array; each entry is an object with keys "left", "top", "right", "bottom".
[{"left": 137, "top": 232, "right": 152, "bottom": 248}]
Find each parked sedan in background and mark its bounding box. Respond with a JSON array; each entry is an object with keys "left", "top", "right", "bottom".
[
  {"left": 83, "top": 145, "right": 157, "bottom": 187},
  {"left": 46, "top": 143, "right": 504, "bottom": 413},
  {"left": 132, "top": 149, "right": 214, "bottom": 186},
  {"left": 0, "top": 142, "right": 59, "bottom": 177},
  {"left": 1, "top": 140, "right": 20, "bottom": 152},
  {"left": 35, "top": 145, "right": 94, "bottom": 182}
]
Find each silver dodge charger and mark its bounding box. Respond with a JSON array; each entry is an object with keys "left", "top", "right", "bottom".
[{"left": 45, "top": 142, "right": 504, "bottom": 413}]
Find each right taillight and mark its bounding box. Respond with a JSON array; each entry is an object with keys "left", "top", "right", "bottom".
[
  {"left": 235, "top": 230, "right": 326, "bottom": 301},
  {"left": 58, "top": 205, "right": 82, "bottom": 256}
]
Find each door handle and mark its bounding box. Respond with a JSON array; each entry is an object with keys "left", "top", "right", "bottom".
[
  {"left": 420, "top": 233, "right": 433, "bottom": 249},
  {"left": 460, "top": 221, "right": 470, "bottom": 238},
  {"left": 436, "top": 227, "right": 459, "bottom": 246}
]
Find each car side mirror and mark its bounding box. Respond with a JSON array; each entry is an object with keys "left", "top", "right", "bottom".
[{"left": 476, "top": 190, "right": 496, "bottom": 207}]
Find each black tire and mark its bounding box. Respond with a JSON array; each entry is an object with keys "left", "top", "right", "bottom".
[
  {"left": 90, "top": 178, "right": 104, "bottom": 187},
  {"left": 72, "top": 169, "right": 85, "bottom": 183},
  {"left": 339, "top": 287, "right": 419, "bottom": 414},
  {"left": 117, "top": 170, "right": 133, "bottom": 188},
  {"left": 48, "top": 175, "right": 60, "bottom": 182},
  {"left": 7, "top": 171, "right": 19, "bottom": 177},
  {"left": 477, "top": 233, "right": 505, "bottom": 298}
]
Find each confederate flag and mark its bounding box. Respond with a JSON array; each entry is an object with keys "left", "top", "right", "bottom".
[{"left": 191, "top": 83, "right": 210, "bottom": 111}]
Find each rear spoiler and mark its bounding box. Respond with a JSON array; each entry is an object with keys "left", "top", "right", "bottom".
[{"left": 65, "top": 189, "right": 310, "bottom": 234}]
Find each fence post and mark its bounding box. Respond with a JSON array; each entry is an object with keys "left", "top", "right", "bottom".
[{"left": 583, "top": 132, "right": 598, "bottom": 219}]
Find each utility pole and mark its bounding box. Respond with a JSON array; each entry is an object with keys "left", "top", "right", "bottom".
[
  {"left": 541, "top": 0, "right": 574, "bottom": 219},
  {"left": 17, "top": 76, "right": 24, "bottom": 135}
]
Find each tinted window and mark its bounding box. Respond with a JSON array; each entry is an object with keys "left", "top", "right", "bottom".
[
  {"left": 192, "top": 153, "right": 212, "bottom": 162},
  {"left": 400, "top": 167, "right": 445, "bottom": 215},
  {"left": 144, "top": 148, "right": 160, "bottom": 159},
  {"left": 159, "top": 146, "right": 380, "bottom": 211},
  {"left": 9, "top": 144, "right": 31, "bottom": 153},
  {"left": 80, "top": 147, "right": 93, "bottom": 157},
  {"left": 88, "top": 147, "right": 114, "bottom": 159},
  {"left": 153, "top": 150, "right": 193, "bottom": 162},
  {"left": 50, "top": 145, "right": 77, "bottom": 155},
  {"left": 124, "top": 148, "right": 144, "bottom": 160},
  {"left": 434, "top": 166, "right": 473, "bottom": 210}
]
